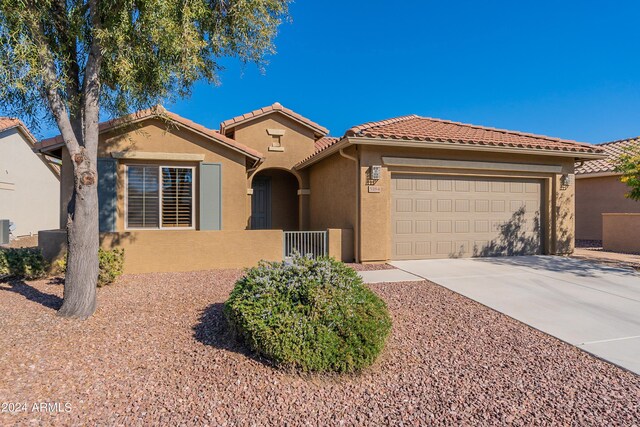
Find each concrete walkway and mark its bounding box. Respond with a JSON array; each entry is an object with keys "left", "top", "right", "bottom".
[
  {"left": 391, "top": 256, "right": 640, "bottom": 375},
  {"left": 358, "top": 268, "right": 422, "bottom": 284}
]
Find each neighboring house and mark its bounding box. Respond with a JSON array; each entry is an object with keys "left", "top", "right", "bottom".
[
  {"left": 0, "top": 118, "right": 60, "bottom": 240},
  {"left": 36, "top": 103, "right": 604, "bottom": 272},
  {"left": 575, "top": 138, "right": 640, "bottom": 242}
]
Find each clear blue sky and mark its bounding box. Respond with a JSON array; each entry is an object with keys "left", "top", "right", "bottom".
[{"left": 53, "top": 1, "right": 640, "bottom": 143}]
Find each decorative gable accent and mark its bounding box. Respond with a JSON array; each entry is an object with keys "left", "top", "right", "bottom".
[
  {"left": 220, "top": 102, "right": 328, "bottom": 138},
  {"left": 266, "top": 128, "right": 286, "bottom": 152}
]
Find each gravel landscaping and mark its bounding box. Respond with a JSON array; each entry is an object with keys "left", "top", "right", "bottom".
[
  {"left": 346, "top": 262, "right": 396, "bottom": 271},
  {"left": 1, "top": 270, "right": 639, "bottom": 426}
]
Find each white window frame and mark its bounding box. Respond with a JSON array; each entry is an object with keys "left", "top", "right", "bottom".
[{"left": 124, "top": 164, "right": 196, "bottom": 231}]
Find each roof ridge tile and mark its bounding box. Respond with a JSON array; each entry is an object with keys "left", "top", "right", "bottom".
[
  {"left": 346, "top": 114, "right": 420, "bottom": 135},
  {"left": 220, "top": 102, "right": 328, "bottom": 136}
]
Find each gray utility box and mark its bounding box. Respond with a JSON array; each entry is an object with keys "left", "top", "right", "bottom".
[{"left": 0, "top": 219, "right": 10, "bottom": 245}]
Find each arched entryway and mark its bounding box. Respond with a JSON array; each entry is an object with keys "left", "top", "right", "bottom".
[{"left": 250, "top": 168, "right": 299, "bottom": 230}]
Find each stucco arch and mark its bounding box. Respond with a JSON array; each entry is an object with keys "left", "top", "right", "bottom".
[
  {"left": 249, "top": 166, "right": 302, "bottom": 188},
  {"left": 249, "top": 168, "right": 301, "bottom": 231}
]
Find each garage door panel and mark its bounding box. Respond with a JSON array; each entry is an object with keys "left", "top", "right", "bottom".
[
  {"left": 415, "top": 220, "right": 431, "bottom": 233},
  {"left": 395, "top": 220, "right": 413, "bottom": 234},
  {"left": 437, "top": 199, "right": 453, "bottom": 212},
  {"left": 475, "top": 220, "right": 489, "bottom": 233},
  {"left": 455, "top": 220, "right": 469, "bottom": 233},
  {"left": 415, "top": 241, "right": 431, "bottom": 255},
  {"left": 436, "top": 220, "right": 452, "bottom": 233},
  {"left": 455, "top": 199, "right": 470, "bottom": 212},
  {"left": 395, "top": 198, "right": 413, "bottom": 212},
  {"left": 395, "top": 242, "right": 413, "bottom": 257},
  {"left": 416, "top": 199, "right": 431, "bottom": 212},
  {"left": 391, "top": 175, "right": 543, "bottom": 260},
  {"left": 475, "top": 200, "right": 490, "bottom": 212}
]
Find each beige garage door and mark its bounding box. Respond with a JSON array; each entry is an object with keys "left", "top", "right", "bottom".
[{"left": 391, "top": 175, "right": 543, "bottom": 259}]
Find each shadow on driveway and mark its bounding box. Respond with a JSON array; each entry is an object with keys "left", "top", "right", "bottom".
[{"left": 474, "top": 255, "right": 638, "bottom": 278}]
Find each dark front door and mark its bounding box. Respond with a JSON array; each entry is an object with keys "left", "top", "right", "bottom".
[{"left": 251, "top": 177, "right": 272, "bottom": 229}]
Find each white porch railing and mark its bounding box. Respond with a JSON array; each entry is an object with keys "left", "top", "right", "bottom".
[{"left": 283, "top": 231, "right": 328, "bottom": 259}]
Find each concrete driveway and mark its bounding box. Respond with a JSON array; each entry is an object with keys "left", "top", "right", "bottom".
[{"left": 390, "top": 256, "right": 640, "bottom": 375}]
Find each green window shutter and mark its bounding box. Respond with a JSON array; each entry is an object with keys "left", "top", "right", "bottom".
[
  {"left": 199, "top": 163, "right": 222, "bottom": 230},
  {"left": 97, "top": 158, "right": 118, "bottom": 232}
]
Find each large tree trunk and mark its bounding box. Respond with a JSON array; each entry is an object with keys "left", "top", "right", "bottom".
[
  {"left": 58, "top": 0, "right": 102, "bottom": 318},
  {"left": 28, "top": 0, "right": 103, "bottom": 319},
  {"left": 58, "top": 149, "right": 99, "bottom": 319}
]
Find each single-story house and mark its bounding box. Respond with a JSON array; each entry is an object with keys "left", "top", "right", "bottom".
[
  {"left": 0, "top": 118, "right": 60, "bottom": 242},
  {"left": 36, "top": 103, "right": 604, "bottom": 273},
  {"left": 575, "top": 137, "right": 640, "bottom": 247}
]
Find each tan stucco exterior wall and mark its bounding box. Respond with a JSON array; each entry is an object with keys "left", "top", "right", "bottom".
[
  {"left": 602, "top": 213, "right": 640, "bottom": 253},
  {"left": 39, "top": 229, "right": 283, "bottom": 273},
  {"left": 355, "top": 145, "right": 576, "bottom": 262},
  {"left": 575, "top": 175, "right": 640, "bottom": 241},
  {"left": 231, "top": 114, "right": 316, "bottom": 230},
  {"left": 308, "top": 149, "right": 357, "bottom": 231},
  {"left": 327, "top": 228, "right": 355, "bottom": 262},
  {"left": 231, "top": 114, "right": 317, "bottom": 174},
  {"left": 59, "top": 119, "right": 250, "bottom": 231}
]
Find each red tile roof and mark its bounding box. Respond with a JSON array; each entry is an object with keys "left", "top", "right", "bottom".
[
  {"left": 576, "top": 137, "right": 639, "bottom": 175},
  {"left": 37, "top": 106, "right": 264, "bottom": 160},
  {"left": 346, "top": 115, "right": 602, "bottom": 154},
  {"left": 314, "top": 136, "right": 339, "bottom": 153},
  {"left": 0, "top": 117, "right": 37, "bottom": 144},
  {"left": 220, "top": 102, "right": 329, "bottom": 137},
  {"left": 0, "top": 117, "right": 21, "bottom": 132}
]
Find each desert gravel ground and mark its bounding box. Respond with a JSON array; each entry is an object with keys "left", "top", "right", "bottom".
[
  {"left": 345, "top": 263, "right": 395, "bottom": 271},
  {"left": 1, "top": 270, "right": 639, "bottom": 426}
]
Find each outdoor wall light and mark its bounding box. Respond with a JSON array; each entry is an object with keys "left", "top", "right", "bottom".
[
  {"left": 560, "top": 174, "right": 572, "bottom": 187},
  {"left": 369, "top": 165, "right": 382, "bottom": 181}
]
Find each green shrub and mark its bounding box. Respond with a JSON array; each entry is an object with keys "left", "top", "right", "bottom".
[
  {"left": 0, "top": 249, "right": 9, "bottom": 277},
  {"left": 56, "top": 248, "right": 125, "bottom": 287},
  {"left": 0, "top": 247, "right": 48, "bottom": 280},
  {"left": 224, "top": 255, "right": 392, "bottom": 373},
  {"left": 97, "top": 248, "right": 125, "bottom": 287}
]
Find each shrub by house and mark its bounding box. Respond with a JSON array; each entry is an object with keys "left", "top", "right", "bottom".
[
  {"left": 0, "top": 247, "right": 48, "bottom": 280},
  {"left": 56, "top": 248, "right": 125, "bottom": 287},
  {"left": 224, "top": 255, "right": 392, "bottom": 373}
]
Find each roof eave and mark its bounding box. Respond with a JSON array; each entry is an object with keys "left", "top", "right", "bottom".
[
  {"left": 575, "top": 171, "right": 621, "bottom": 179},
  {"left": 295, "top": 137, "right": 349, "bottom": 169},
  {"left": 348, "top": 136, "right": 607, "bottom": 160},
  {"left": 35, "top": 140, "right": 64, "bottom": 153},
  {"left": 36, "top": 112, "right": 264, "bottom": 162},
  {"left": 0, "top": 121, "right": 39, "bottom": 146},
  {"left": 296, "top": 135, "right": 607, "bottom": 170}
]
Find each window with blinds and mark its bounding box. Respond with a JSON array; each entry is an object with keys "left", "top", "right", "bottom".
[
  {"left": 126, "top": 166, "right": 160, "bottom": 228},
  {"left": 161, "top": 167, "right": 193, "bottom": 228},
  {"left": 126, "top": 165, "right": 193, "bottom": 229}
]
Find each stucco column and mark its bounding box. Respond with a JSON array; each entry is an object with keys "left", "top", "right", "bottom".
[
  {"left": 358, "top": 157, "right": 390, "bottom": 262},
  {"left": 552, "top": 170, "right": 575, "bottom": 255},
  {"left": 298, "top": 190, "right": 310, "bottom": 230}
]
